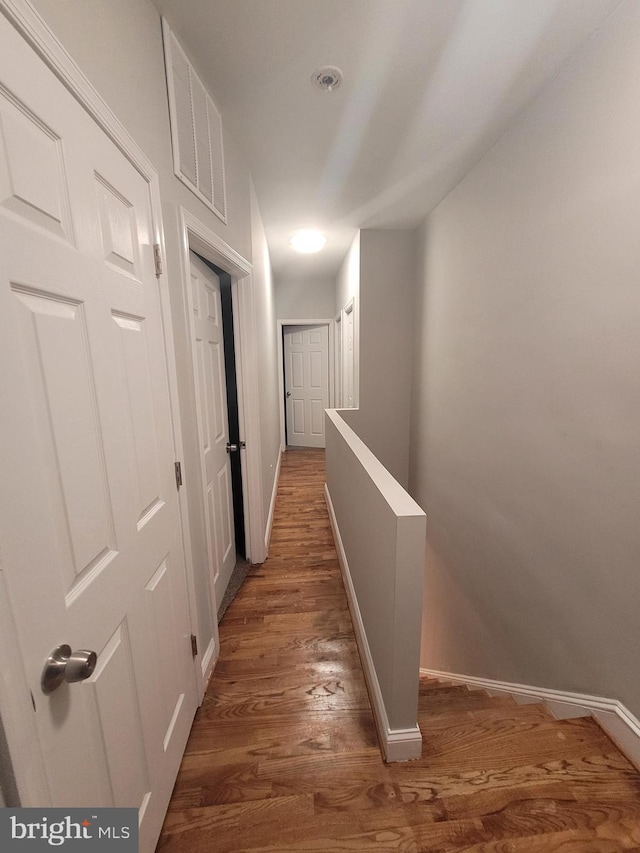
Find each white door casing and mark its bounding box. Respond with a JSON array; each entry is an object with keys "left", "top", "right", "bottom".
[
  {"left": 334, "top": 312, "right": 343, "bottom": 408},
  {"left": 0, "top": 10, "right": 196, "bottom": 852},
  {"left": 284, "top": 324, "right": 329, "bottom": 448},
  {"left": 176, "top": 208, "right": 264, "bottom": 583},
  {"left": 188, "top": 252, "right": 236, "bottom": 612},
  {"left": 342, "top": 300, "right": 355, "bottom": 408}
]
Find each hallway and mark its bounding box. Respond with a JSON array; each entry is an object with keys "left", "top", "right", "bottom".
[{"left": 158, "top": 450, "right": 640, "bottom": 852}]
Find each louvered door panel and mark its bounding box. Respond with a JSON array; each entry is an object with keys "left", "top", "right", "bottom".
[
  {"left": 163, "top": 20, "right": 226, "bottom": 222},
  {"left": 191, "top": 75, "right": 213, "bottom": 204},
  {"left": 207, "top": 97, "right": 226, "bottom": 220},
  {"left": 168, "top": 42, "right": 196, "bottom": 186}
]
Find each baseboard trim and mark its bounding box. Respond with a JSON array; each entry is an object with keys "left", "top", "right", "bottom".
[
  {"left": 264, "top": 450, "right": 282, "bottom": 553},
  {"left": 420, "top": 667, "right": 640, "bottom": 770},
  {"left": 200, "top": 637, "right": 217, "bottom": 686},
  {"left": 325, "top": 484, "right": 422, "bottom": 762}
]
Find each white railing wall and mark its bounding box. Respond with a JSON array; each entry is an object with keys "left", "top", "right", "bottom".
[{"left": 324, "top": 409, "right": 426, "bottom": 761}]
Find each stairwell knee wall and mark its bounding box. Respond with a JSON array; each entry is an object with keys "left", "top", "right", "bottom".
[{"left": 410, "top": 1, "right": 640, "bottom": 721}]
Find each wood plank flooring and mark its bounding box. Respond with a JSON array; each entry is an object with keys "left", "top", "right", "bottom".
[{"left": 158, "top": 448, "right": 640, "bottom": 852}]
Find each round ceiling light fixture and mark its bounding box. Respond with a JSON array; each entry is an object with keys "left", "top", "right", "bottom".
[
  {"left": 312, "top": 65, "right": 343, "bottom": 93},
  {"left": 289, "top": 229, "right": 327, "bottom": 254}
]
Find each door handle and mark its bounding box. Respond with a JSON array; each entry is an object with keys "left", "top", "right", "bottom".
[
  {"left": 286, "top": 391, "right": 291, "bottom": 398},
  {"left": 41, "top": 644, "right": 97, "bottom": 694},
  {"left": 226, "top": 441, "right": 245, "bottom": 453}
]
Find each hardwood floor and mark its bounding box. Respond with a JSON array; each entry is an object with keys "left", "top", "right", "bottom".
[{"left": 158, "top": 448, "right": 640, "bottom": 852}]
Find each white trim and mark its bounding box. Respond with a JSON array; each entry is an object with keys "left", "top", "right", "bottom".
[
  {"left": 277, "top": 319, "right": 334, "bottom": 449},
  {"left": 326, "top": 409, "right": 425, "bottom": 516},
  {"left": 420, "top": 667, "right": 640, "bottom": 770},
  {"left": 180, "top": 249, "right": 220, "bottom": 694},
  {"left": 0, "top": 0, "right": 198, "bottom": 809},
  {"left": 234, "top": 272, "right": 267, "bottom": 565},
  {"left": 178, "top": 207, "right": 252, "bottom": 277},
  {"left": 333, "top": 310, "right": 342, "bottom": 408},
  {"left": 231, "top": 278, "right": 251, "bottom": 557},
  {"left": 176, "top": 208, "right": 265, "bottom": 567},
  {"left": 326, "top": 484, "right": 422, "bottom": 762},
  {"left": 200, "top": 637, "right": 217, "bottom": 681},
  {"left": 264, "top": 449, "right": 282, "bottom": 552},
  {"left": 176, "top": 208, "right": 266, "bottom": 693},
  {"left": 340, "top": 297, "right": 358, "bottom": 409}
]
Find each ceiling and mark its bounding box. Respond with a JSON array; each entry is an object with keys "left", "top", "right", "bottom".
[{"left": 151, "top": 0, "right": 623, "bottom": 282}]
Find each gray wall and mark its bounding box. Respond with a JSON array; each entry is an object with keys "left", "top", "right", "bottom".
[
  {"left": 335, "top": 233, "right": 360, "bottom": 318},
  {"left": 275, "top": 276, "right": 335, "bottom": 320},
  {"left": 411, "top": 0, "right": 640, "bottom": 717},
  {"left": 347, "top": 230, "right": 416, "bottom": 488},
  {"left": 325, "top": 410, "right": 425, "bottom": 736}
]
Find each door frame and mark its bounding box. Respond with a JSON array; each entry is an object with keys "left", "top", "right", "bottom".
[
  {"left": 340, "top": 298, "right": 358, "bottom": 408},
  {"left": 0, "top": 0, "right": 196, "bottom": 805},
  {"left": 277, "top": 319, "right": 334, "bottom": 450},
  {"left": 183, "top": 251, "right": 239, "bottom": 679},
  {"left": 334, "top": 310, "right": 343, "bottom": 408},
  {"left": 178, "top": 209, "right": 265, "bottom": 690}
]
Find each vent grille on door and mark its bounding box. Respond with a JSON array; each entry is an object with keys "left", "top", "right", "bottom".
[{"left": 162, "top": 19, "right": 227, "bottom": 222}]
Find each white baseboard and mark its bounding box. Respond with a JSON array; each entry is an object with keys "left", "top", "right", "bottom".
[
  {"left": 264, "top": 450, "right": 282, "bottom": 553},
  {"left": 420, "top": 667, "right": 640, "bottom": 770},
  {"left": 200, "top": 637, "right": 217, "bottom": 687},
  {"left": 325, "top": 484, "right": 422, "bottom": 762}
]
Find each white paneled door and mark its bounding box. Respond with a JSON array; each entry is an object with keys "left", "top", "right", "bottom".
[
  {"left": 284, "top": 324, "right": 329, "bottom": 448},
  {"left": 188, "top": 252, "right": 236, "bottom": 608},
  {"left": 0, "top": 14, "right": 196, "bottom": 853}
]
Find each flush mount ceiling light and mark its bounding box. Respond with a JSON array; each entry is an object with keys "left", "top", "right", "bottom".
[
  {"left": 312, "top": 65, "right": 343, "bottom": 93},
  {"left": 289, "top": 229, "right": 327, "bottom": 254}
]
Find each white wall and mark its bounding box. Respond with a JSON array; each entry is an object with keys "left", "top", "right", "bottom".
[
  {"left": 411, "top": 0, "right": 640, "bottom": 718},
  {"left": 275, "top": 276, "right": 335, "bottom": 320},
  {"left": 29, "top": 0, "right": 280, "bottom": 613},
  {"left": 250, "top": 183, "right": 281, "bottom": 526}
]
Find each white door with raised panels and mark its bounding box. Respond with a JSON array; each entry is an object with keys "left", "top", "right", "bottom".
[
  {"left": 188, "top": 252, "right": 236, "bottom": 609},
  {"left": 284, "top": 324, "right": 329, "bottom": 448},
  {"left": 0, "top": 14, "right": 196, "bottom": 853}
]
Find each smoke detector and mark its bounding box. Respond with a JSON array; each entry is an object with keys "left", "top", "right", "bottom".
[{"left": 312, "top": 66, "right": 343, "bottom": 93}]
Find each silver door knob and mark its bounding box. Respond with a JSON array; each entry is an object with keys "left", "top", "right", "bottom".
[
  {"left": 226, "top": 443, "right": 238, "bottom": 453},
  {"left": 41, "top": 644, "right": 97, "bottom": 694},
  {"left": 286, "top": 391, "right": 291, "bottom": 397}
]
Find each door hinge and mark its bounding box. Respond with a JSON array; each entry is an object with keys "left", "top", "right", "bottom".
[
  {"left": 153, "top": 243, "right": 163, "bottom": 277},
  {"left": 190, "top": 634, "right": 198, "bottom": 658},
  {"left": 174, "top": 461, "right": 183, "bottom": 489}
]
